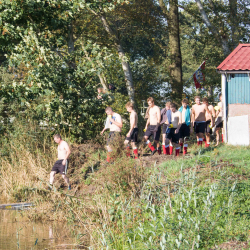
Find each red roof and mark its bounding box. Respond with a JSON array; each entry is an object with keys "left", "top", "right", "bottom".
[{"left": 217, "top": 44, "right": 250, "bottom": 71}]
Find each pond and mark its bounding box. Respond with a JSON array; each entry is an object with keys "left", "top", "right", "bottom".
[{"left": 0, "top": 209, "right": 88, "bottom": 249}]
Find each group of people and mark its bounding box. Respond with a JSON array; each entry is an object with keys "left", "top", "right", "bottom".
[
  {"left": 101, "top": 95, "right": 224, "bottom": 162},
  {"left": 48, "top": 94, "right": 224, "bottom": 190}
]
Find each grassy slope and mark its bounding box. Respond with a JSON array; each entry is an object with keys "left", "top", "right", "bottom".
[
  {"left": 1, "top": 125, "right": 250, "bottom": 249},
  {"left": 95, "top": 145, "right": 250, "bottom": 249}
]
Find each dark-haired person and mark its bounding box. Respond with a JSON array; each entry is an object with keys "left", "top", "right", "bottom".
[
  {"left": 215, "top": 94, "right": 224, "bottom": 146},
  {"left": 165, "top": 103, "right": 182, "bottom": 156},
  {"left": 49, "top": 134, "right": 71, "bottom": 190},
  {"left": 161, "top": 102, "right": 171, "bottom": 155},
  {"left": 124, "top": 102, "right": 138, "bottom": 159},
  {"left": 144, "top": 97, "right": 161, "bottom": 155},
  {"left": 101, "top": 107, "right": 123, "bottom": 162},
  {"left": 191, "top": 96, "right": 211, "bottom": 146},
  {"left": 202, "top": 97, "right": 215, "bottom": 147},
  {"left": 178, "top": 98, "right": 191, "bottom": 155}
]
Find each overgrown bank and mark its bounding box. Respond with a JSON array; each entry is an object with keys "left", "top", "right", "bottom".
[{"left": 0, "top": 121, "right": 250, "bottom": 249}]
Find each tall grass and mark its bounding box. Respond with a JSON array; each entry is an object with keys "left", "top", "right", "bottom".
[
  {"left": 0, "top": 117, "right": 56, "bottom": 201},
  {"left": 89, "top": 145, "right": 250, "bottom": 249},
  {"left": 1, "top": 117, "right": 250, "bottom": 249}
]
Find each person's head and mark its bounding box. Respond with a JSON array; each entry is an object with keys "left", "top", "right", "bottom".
[
  {"left": 165, "top": 101, "right": 171, "bottom": 110},
  {"left": 219, "top": 93, "right": 222, "bottom": 101},
  {"left": 97, "top": 87, "right": 103, "bottom": 94},
  {"left": 105, "top": 106, "right": 113, "bottom": 116},
  {"left": 182, "top": 98, "right": 188, "bottom": 109},
  {"left": 125, "top": 102, "right": 134, "bottom": 112},
  {"left": 54, "top": 134, "right": 62, "bottom": 143},
  {"left": 170, "top": 103, "right": 177, "bottom": 112},
  {"left": 194, "top": 96, "right": 201, "bottom": 105},
  {"left": 147, "top": 97, "right": 154, "bottom": 108},
  {"left": 202, "top": 97, "right": 208, "bottom": 106}
]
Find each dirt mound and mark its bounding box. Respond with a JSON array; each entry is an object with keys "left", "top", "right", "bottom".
[{"left": 212, "top": 241, "right": 249, "bottom": 249}]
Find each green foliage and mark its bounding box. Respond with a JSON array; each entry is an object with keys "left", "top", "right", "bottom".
[
  {"left": 96, "top": 145, "right": 250, "bottom": 249},
  {"left": 0, "top": 0, "right": 250, "bottom": 141}
]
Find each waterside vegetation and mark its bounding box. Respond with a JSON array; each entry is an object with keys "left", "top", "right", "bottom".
[{"left": 0, "top": 120, "right": 250, "bottom": 249}]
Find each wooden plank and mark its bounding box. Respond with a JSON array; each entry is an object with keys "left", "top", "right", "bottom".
[{"left": 0, "top": 202, "right": 33, "bottom": 210}]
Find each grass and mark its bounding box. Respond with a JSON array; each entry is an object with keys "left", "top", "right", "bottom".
[
  {"left": 90, "top": 145, "right": 250, "bottom": 249},
  {"left": 0, "top": 119, "right": 250, "bottom": 249}
]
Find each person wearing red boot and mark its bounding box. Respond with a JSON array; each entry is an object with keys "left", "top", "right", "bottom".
[
  {"left": 202, "top": 97, "right": 215, "bottom": 147},
  {"left": 191, "top": 96, "right": 211, "bottom": 147},
  {"left": 178, "top": 99, "right": 191, "bottom": 155},
  {"left": 101, "top": 107, "right": 123, "bottom": 162},
  {"left": 124, "top": 102, "right": 138, "bottom": 159},
  {"left": 161, "top": 102, "right": 171, "bottom": 155},
  {"left": 144, "top": 97, "right": 161, "bottom": 155},
  {"left": 165, "top": 103, "right": 182, "bottom": 156}
]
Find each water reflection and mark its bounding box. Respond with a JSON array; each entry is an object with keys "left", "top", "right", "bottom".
[{"left": 0, "top": 210, "right": 87, "bottom": 249}]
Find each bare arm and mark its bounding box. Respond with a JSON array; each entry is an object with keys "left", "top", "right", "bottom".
[
  {"left": 157, "top": 107, "right": 161, "bottom": 124},
  {"left": 176, "top": 112, "right": 182, "bottom": 133},
  {"left": 62, "top": 142, "right": 71, "bottom": 165},
  {"left": 127, "top": 112, "right": 136, "bottom": 136},
  {"left": 191, "top": 107, "right": 195, "bottom": 126},
  {"left": 191, "top": 107, "right": 194, "bottom": 133},
  {"left": 101, "top": 127, "right": 108, "bottom": 135},
  {"left": 211, "top": 106, "right": 216, "bottom": 125},
  {"left": 109, "top": 118, "right": 122, "bottom": 128},
  {"left": 205, "top": 106, "right": 211, "bottom": 120},
  {"left": 145, "top": 115, "right": 150, "bottom": 129},
  {"left": 101, "top": 117, "right": 109, "bottom": 135}
]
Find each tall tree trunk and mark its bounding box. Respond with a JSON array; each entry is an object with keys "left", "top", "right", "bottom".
[
  {"left": 82, "top": 44, "right": 108, "bottom": 91},
  {"left": 195, "top": 0, "right": 231, "bottom": 56},
  {"left": 68, "top": 22, "right": 74, "bottom": 53},
  {"left": 207, "top": 85, "right": 213, "bottom": 97},
  {"left": 159, "top": 0, "right": 183, "bottom": 101},
  {"left": 68, "top": 22, "right": 76, "bottom": 69},
  {"left": 229, "top": 0, "right": 238, "bottom": 48},
  {"left": 168, "top": 0, "right": 183, "bottom": 101},
  {"left": 99, "top": 15, "right": 135, "bottom": 103}
]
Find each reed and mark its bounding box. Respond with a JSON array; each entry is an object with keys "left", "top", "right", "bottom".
[{"left": 1, "top": 117, "right": 249, "bottom": 249}]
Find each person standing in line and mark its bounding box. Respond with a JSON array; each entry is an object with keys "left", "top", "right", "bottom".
[
  {"left": 215, "top": 94, "right": 224, "bottom": 146},
  {"left": 124, "top": 102, "right": 139, "bottom": 159},
  {"left": 160, "top": 102, "right": 171, "bottom": 155},
  {"left": 101, "top": 107, "right": 123, "bottom": 162},
  {"left": 49, "top": 134, "right": 71, "bottom": 190},
  {"left": 165, "top": 103, "right": 182, "bottom": 156},
  {"left": 144, "top": 97, "right": 161, "bottom": 155},
  {"left": 202, "top": 97, "right": 215, "bottom": 147},
  {"left": 191, "top": 96, "right": 211, "bottom": 146},
  {"left": 178, "top": 98, "right": 191, "bottom": 155}
]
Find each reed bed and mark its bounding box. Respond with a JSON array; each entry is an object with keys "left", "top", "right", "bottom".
[{"left": 0, "top": 118, "right": 249, "bottom": 249}]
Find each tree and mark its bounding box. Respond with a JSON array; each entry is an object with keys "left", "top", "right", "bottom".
[
  {"left": 0, "top": 0, "right": 122, "bottom": 139},
  {"left": 159, "top": 0, "right": 183, "bottom": 102}
]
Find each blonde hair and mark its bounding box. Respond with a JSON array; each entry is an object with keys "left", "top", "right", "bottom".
[
  {"left": 125, "top": 102, "right": 134, "bottom": 109},
  {"left": 147, "top": 97, "right": 154, "bottom": 103}
]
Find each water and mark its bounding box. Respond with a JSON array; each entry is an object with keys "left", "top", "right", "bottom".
[{"left": 0, "top": 210, "right": 88, "bottom": 249}]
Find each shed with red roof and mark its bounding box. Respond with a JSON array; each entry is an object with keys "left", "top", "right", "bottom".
[{"left": 217, "top": 44, "right": 250, "bottom": 145}]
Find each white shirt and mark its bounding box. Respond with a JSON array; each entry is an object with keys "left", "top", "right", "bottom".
[{"left": 104, "top": 113, "right": 122, "bottom": 132}]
